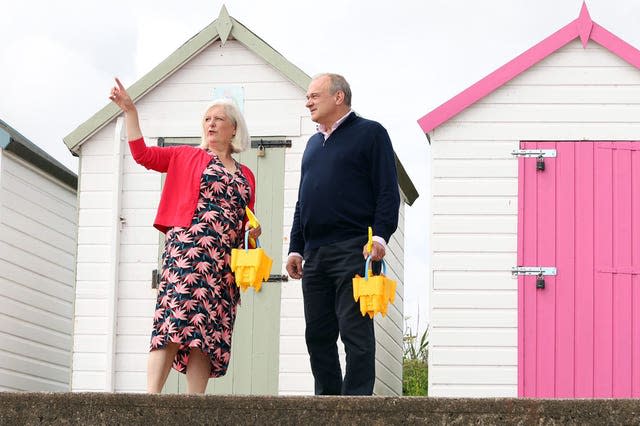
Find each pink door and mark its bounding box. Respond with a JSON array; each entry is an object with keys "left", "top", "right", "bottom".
[{"left": 518, "top": 141, "right": 640, "bottom": 398}]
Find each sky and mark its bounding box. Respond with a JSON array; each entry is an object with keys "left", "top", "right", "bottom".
[{"left": 2, "top": 0, "right": 639, "bottom": 334}]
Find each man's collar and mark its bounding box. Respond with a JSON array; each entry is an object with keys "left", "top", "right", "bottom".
[{"left": 318, "top": 109, "right": 353, "bottom": 137}]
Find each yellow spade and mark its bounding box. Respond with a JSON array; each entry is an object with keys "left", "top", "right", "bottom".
[
  {"left": 230, "top": 208, "right": 273, "bottom": 292},
  {"left": 244, "top": 206, "right": 260, "bottom": 248},
  {"left": 352, "top": 227, "right": 397, "bottom": 318}
]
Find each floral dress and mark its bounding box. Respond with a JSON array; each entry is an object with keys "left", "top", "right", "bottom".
[{"left": 150, "top": 153, "right": 251, "bottom": 377}]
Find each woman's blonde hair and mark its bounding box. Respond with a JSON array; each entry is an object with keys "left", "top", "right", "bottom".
[{"left": 199, "top": 98, "right": 249, "bottom": 153}]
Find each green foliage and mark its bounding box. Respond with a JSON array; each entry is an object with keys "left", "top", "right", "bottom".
[
  {"left": 403, "top": 325, "right": 429, "bottom": 362},
  {"left": 402, "top": 323, "right": 429, "bottom": 396},
  {"left": 403, "top": 359, "right": 428, "bottom": 396}
]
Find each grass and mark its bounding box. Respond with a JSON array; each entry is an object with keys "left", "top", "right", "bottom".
[{"left": 402, "top": 324, "right": 429, "bottom": 396}]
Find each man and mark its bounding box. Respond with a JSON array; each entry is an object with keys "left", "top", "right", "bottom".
[{"left": 286, "top": 73, "right": 400, "bottom": 395}]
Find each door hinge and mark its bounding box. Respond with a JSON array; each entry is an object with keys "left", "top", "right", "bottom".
[
  {"left": 510, "top": 149, "right": 557, "bottom": 158},
  {"left": 152, "top": 269, "right": 160, "bottom": 289},
  {"left": 266, "top": 274, "right": 289, "bottom": 283},
  {"left": 152, "top": 270, "right": 286, "bottom": 288}
]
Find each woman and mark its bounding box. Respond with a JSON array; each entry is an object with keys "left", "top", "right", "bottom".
[{"left": 109, "top": 78, "right": 261, "bottom": 393}]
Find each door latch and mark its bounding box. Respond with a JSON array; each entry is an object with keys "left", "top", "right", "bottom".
[
  {"left": 511, "top": 149, "right": 556, "bottom": 173},
  {"left": 536, "top": 273, "right": 546, "bottom": 289},
  {"left": 510, "top": 149, "right": 557, "bottom": 158},
  {"left": 511, "top": 266, "right": 557, "bottom": 290}
]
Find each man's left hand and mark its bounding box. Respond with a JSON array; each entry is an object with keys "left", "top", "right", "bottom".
[{"left": 363, "top": 240, "right": 385, "bottom": 261}]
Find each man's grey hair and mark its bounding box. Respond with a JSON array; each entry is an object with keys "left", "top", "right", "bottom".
[{"left": 313, "top": 73, "right": 352, "bottom": 107}]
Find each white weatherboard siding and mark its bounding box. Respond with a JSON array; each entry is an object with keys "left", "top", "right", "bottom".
[
  {"left": 280, "top": 129, "right": 313, "bottom": 395},
  {"left": 281, "top": 117, "right": 406, "bottom": 396},
  {"left": 0, "top": 151, "right": 77, "bottom": 391},
  {"left": 73, "top": 123, "right": 116, "bottom": 391},
  {"left": 374, "top": 210, "right": 404, "bottom": 396},
  {"left": 429, "top": 39, "right": 640, "bottom": 397}
]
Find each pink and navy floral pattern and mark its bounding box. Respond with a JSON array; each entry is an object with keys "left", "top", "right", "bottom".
[{"left": 151, "top": 153, "right": 251, "bottom": 378}]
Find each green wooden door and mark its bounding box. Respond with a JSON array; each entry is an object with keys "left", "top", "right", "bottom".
[{"left": 159, "top": 137, "right": 284, "bottom": 395}]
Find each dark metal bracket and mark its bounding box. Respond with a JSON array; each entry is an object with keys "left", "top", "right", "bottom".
[{"left": 251, "top": 139, "right": 292, "bottom": 149}]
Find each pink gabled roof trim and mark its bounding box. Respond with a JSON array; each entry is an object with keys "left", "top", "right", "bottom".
[{"left": 418, "top": 3, "right": 640, "bottom": 133}]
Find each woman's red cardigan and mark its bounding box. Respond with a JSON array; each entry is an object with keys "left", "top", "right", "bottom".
[{"left": 128, "top": 137, "right": 256, "bottom": 234}]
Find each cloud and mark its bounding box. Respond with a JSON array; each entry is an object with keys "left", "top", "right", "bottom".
[
  {"left": 0, "top": 34, "right": 135, "bottom": 170},
  {"left": 0, "top": 1, "right": 141, "bottom": 170}
]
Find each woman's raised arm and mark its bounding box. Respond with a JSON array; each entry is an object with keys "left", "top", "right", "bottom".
[{"left": 109, "top": 77, "right": 143, "bottom": 141}]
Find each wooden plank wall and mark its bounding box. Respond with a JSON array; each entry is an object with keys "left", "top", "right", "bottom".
[{"left": 0, "top": 151, "right": 77, "bottom": 391}]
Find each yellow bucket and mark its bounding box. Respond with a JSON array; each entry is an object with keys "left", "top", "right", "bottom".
[
  {"left": 230, "top": 230, "right": 273, "bottom": 292},
  {"left": 352, "top": 256, "right": 396, "bottom": 318}
]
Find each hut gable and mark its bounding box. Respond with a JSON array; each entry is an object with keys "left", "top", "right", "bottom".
[
  {"left": 418, "top": 3, "right": 640, "bottom": 134},
  {"left": 63, "top": 6, "right": 309, "bottom": 153}
]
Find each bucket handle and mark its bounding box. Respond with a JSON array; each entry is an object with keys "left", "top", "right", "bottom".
[
  {"left": 244, "top": 229, "right": 261, "bottom": 251},
  {"left": 364, "top": 256, "right": 386, "bottom": 281}
]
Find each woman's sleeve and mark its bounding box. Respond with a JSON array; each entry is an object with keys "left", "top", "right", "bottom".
[
  {"left": 241, "top": 164, "right": 256, "bottom": 212},
  {"left": 240, "top": 164, "right": 257, "bottom": 248},
  {"left": 128, "top": 137, "right": 175, "bottom": 172}
]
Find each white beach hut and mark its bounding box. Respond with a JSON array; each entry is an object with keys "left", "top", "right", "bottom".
[
  {"left": 419, "top": 4, "right": 640, "bottom": 398},
  {"left": 0, "top": 119, "right": 77, "bottom": 391},
  {"left": 64, "top": 6, "right": 417, "bottom": 395}
]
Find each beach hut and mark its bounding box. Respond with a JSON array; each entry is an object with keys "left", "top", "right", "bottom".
[
  {"left": 420, "top": 3, "right": 640, "bottom": 398},
  {"left": 0, "top": 119, "right": 77, "bottom": 391},
  {"left": 64, "top": 6, "right": 417, "bottom": 395}
]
